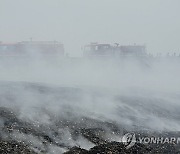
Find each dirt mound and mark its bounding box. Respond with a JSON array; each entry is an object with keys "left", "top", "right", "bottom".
[
  {"left": 0, "top": 83, "right": 180, "bottom": 153},
  {"left": 0, "top": 106, "right": 180, "bottom": 154}
]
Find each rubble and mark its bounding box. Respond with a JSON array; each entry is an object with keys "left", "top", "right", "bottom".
[
  {"left": 0, "top": 106, "right": 179, "bottom": 153},
  {"left": 0, "top": 140, "right": 36, "bottom": 154},
  {"left": 0, "top": 83, "right": 180, "bottom": 153}
]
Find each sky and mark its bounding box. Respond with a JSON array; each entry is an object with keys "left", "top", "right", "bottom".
[{"left": 0, "top": 0, "right": 180, "bottom": 56}]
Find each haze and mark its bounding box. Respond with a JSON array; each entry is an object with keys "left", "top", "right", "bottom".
[
  {"left": 0, "top": 1, "right": 180, "bottom": 153},
  {"left": 0, "top": 0, "right": 180, "bottom": 56}
]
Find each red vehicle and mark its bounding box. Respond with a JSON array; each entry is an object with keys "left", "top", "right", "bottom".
[
  {"left": 0, "top": 41, "right": 65, "bottom": 57},
  {"left": 83, "top": 43, "right": 146, "bottom": 57}
]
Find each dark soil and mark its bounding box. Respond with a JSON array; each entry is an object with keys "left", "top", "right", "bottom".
[{"left": 0, "top": 107, "right": 180, "bottom": 154}]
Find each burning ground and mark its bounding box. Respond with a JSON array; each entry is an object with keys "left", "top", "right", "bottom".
[
  {"left": 0, "top": 58, "right": 180, "bottom": 153},
  {"left": 0, "top": 81, "right": 180, "bottom": 153}
]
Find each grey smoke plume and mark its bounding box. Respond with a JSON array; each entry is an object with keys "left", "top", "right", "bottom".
[{"left": 0, "top": 57, "right": 180, "bottom": 153}]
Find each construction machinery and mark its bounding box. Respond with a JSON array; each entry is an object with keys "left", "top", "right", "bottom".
[
  {"left": 83, "top": 43, "right": 146, "bottom": 58},
  {"left": 0, "top": 41, "right": 64, "bottom": 57}
]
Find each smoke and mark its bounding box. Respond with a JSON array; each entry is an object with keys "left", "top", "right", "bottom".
[
  {"left": 0, "top": 56, "right": 180, "bottom": 153},
  {"left": 0, "top": 56, "right": 180, "bottom": 127}
]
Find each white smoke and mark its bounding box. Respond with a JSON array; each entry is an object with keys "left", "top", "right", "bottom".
[{"left": 0, "top": 56, "right": 180, "bottom": 153}]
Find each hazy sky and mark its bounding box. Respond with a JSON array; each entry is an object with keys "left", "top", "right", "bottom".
[{"left": 0, "top": 0, "right": 180, "bottom": 56}]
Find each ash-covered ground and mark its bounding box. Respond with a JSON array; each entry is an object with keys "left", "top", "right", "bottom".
[
  {"left": 0, "top": 81, "right": 180, "bottom": 154},
  {"left": 0, "top": 58, "right": 180, "bottom": 153}
]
